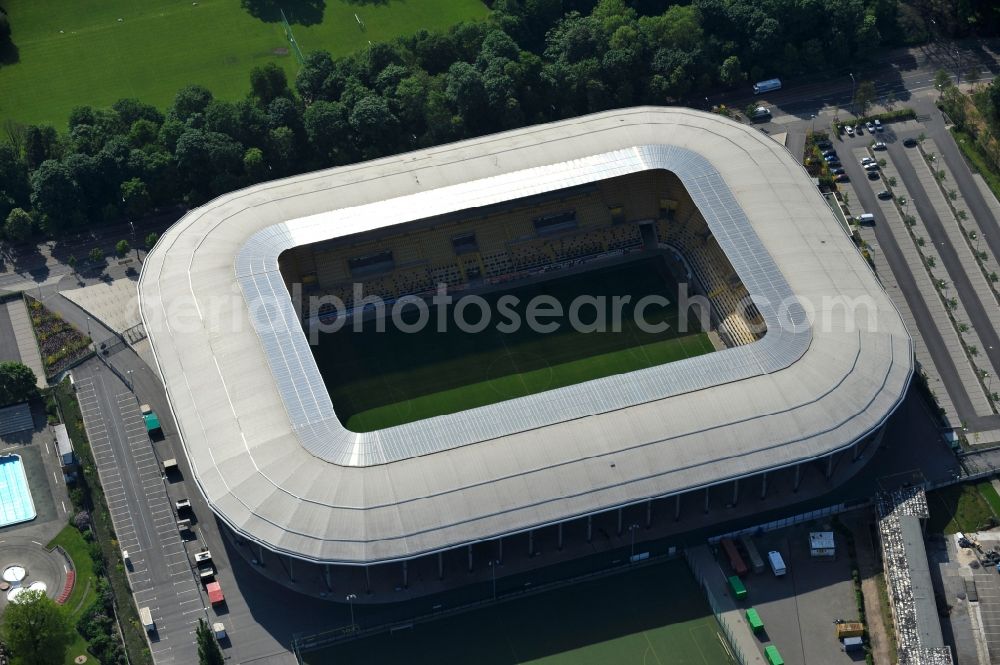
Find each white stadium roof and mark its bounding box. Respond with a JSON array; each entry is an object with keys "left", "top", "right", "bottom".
[{"left": 139, "top": 107, "right": 912, "bottom": 565}]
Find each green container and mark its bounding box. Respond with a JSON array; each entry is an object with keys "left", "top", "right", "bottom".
[
  {"left": 765, "top": 645, "right": 784, "bottom": 665},
  {"left": 746, "top": 608, "right": 764, "bottom": 633},
  {"left": 728, "top": 575, "right": 747, "bottom": 600}
]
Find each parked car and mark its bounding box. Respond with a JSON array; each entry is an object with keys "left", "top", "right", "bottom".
[
  {"left": 830, "top": 167, "right": 846, "bottom": 175},
  {"left": 874, "top": 119, "right": 883, "bottom": 132},
  {"left": 877, "top": 189, "right": 893, "bottom": 200},
  {"left": 864, "top": 162, "right": 880, "bottom": 171},
  {"left": 824, "top": 153, "right": 839, "bottom": 162},
  {"left": 845, "top": 125, "right": 855, "bottom": 136},
  {"left": 865, "top": 121, "right": 876, "bottom": 133},
  {"left": 835, "top": 174, "right": 850, "bottom": 182},
  {"left": 903, "top": 137, "right": 918, "bottom": 147},
  {"left": 855, "top": 125, "right": 863, "bottom": 135},
  {"left": 867, "top": 171, "right": 881, "bottom": 180},
  {"left": 827, "top": 160, "right": 842, "bottom": 169},
  {"left": 872, "top": 141, "right": 887, "bottom": 150},
  {"left": 861, "top": 156, "right": 875, "bottom": 165},
  {"left": 817, "top": 140, "right": 833, "bottom": 150},
  {"left": 822, "top": 149, "right": 837, "bottom": 157}
]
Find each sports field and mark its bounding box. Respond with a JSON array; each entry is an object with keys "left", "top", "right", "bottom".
[
  {"left": 313, "top": 256, "right": 715, "bottom": 431},
  {"left": 304, "top": 559, "right": 735, "bottom": 665},
  {"left": 0, "top": 0, "right": 488, "bottom": 127}
]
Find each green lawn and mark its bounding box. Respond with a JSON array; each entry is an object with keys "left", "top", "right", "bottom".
[
  {"left": 315, "top": 257, "right": 717, "bottom": 430},
  {"left": 305, "top": 559, "right": 734, "bottom": 665},
  {"left": 47, "top": 525, "right": 101, "bottom": 665},
  {"left": 978, "top": 481, "right": 1000, "bottom": 516},
  {"left": 927, "top": 483, "right": 997, "bottom": 534},
  {"left": 952, "top": 128, "right": 1000, "bottom": 205},
  {"left": 0, "top": 0, "right": 489, "bottom": 127}
]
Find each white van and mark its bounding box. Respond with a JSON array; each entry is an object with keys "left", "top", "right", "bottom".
[
  {"left": 857, "top": 213, "right": 876, "bottom": 225},
  {"left": 768, "top": 550, "right": 787, "bottom": 577}
]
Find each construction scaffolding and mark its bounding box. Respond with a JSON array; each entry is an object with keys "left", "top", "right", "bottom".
[{"left": 876, "top": 487, "right": 953, "bottom": 665}]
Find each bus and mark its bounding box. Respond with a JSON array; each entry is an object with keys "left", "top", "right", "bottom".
[
  {"left": 753, "top": 78, "right": 782, "bottom": 94},
  {"left": 721, "top": 538, "right": 749, "bottom": 576}
]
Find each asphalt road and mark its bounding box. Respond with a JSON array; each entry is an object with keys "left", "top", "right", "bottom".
[
  {"left": 886, "top": 136, "right": 1000, "bottom": 387},
  {"left": 836, "top": 132, "right": 990, "bottom": 428}
]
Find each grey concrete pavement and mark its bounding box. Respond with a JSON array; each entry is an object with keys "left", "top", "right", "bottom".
[{"left": 6, "top": 299, "right": 47, "bottom": 389}]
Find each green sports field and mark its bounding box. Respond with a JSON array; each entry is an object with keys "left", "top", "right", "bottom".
[
  {"left": 304, "top": 559, "right": 735, "bottom": 665},
  {"left": 314, "top": 256, "right": 716, "bottom": 431},
  {"left": 0, "top": 0, "right": 489, "bottom": 127}
]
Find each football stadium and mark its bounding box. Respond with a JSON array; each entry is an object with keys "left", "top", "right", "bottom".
[{"left": 138, "top": 107, "right": 912, "bottom": 597}]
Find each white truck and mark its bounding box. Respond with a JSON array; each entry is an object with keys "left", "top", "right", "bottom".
[
  {"left": 768, "top": 550, "right": 787, "bottom": 577},
  {"left": 139, "top": 606, "right": 154, "bottom": 633}
]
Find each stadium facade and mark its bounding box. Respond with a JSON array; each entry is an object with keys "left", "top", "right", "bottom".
[{"left": 139, "top": 107, "right": 912, "bottom": 593}]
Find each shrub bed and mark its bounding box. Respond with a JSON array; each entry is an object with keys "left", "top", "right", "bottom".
[{"left": 26, "top": 297, "right": 92, "bottom": 378}]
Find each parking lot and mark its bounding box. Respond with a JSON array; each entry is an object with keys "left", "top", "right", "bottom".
[
  {"left": 75, "top": 371, "right": 205, "bottom": 664},
  {"left": 717, "top": 525, "right": 860, "bottom": 665}
]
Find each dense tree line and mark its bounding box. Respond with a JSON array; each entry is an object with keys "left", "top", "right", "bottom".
[{"left": 0, "top": 0, "right": 996, "bottom": 240}]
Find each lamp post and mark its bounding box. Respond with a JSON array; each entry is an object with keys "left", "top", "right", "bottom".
[
  {"left": 628, "top": 523, "right": 640, "bottom": 562},
  {"left": 86, "top": 316, "right": 91, "bottom": 338},
  {"left": 127, "top": 369, "right": 133, "bottom": 391},
  {"left": 488, "top": 559, "right": 499, "bottom": 601},
  {"left": 810, "top": 114, "right": 816, "bottom": 134},
  {"left": 346, "top": 593, "right": 357, "bottom": 630},
  {"left": 849, "top": 73, "right": 856, "bottom": 116}
]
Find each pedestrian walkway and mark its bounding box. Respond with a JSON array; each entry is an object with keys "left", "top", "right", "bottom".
[
  {"left": 5, "top": 299, "right": 46, "bottom": 388},
  {"left": 62, "top": 279, "right": 140, "bottom": 336}
]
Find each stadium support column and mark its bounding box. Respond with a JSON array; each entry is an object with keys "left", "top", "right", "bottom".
[
  {"left": 617, "top": 508, "right": 623, "bottom": 535},
  {"left": 645, "top": 499, "right": 652, "bottom": 528},
  {"left": 468, "top": 545, "right": 473, "bottom": 573},
  {"left": 402, "top": 561, "right": 408, "bottom": 588},
  {"left": 438, "top": 553, "right": 444, "bottom": 580},
  {"left": 675, "top": 495, "right": 681, "bottom": 521},
  {"left": 557, "top": 523, "right": 564, "bottom": 551},
  {"left": 760, "top": 472, "right": 768, "bottom": 500},
  {"left": 258, "top": 544, "right": 265, "bottom": 567},
  {"left": 324, "top": 565, "right": 331, "bottom": 591},
  {"left": 365, "top": 566, "right": 371, "bottom": 595},
  {"left": 826, "top": 454, "right": 834, "bottom": 479},
  {"left": 287, "top": 556, "right": 295, "bottom": 583},
  {"left": 704, "top": 488, "right": 710, "bottom": 513},
  {"left": 528, "top": 530, "right": 534, "bottom": 556},
  {"left": 587, "top": 516, "right": 593, "bottom": 542},
  {"left": 497, "top": 538, "right": 503, "bottom": 564},
  {"left": 732, "top": 479, "right": 740, "bottom": 506},
  {"left": 794, "top": 464, "right": 802, "bottom": 492}
]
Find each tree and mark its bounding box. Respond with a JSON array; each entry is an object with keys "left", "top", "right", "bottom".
[
  {"left": 196, "top": 619, "right": 224, "bottom": 665},
  {"left": 853, "top": 80, "right": 877, "bottom": 116},
  {"left": 145, "top": 232, "right": 158, "bottom": 251},
  {"left": 4, "top": 208, "right": 32, "bottom": 242},
  {"left": 243, "top": 147, "right": 267, "bottom": 182},
  {"left": 249, "top": 62, "right": 290, "bottom": 106},
  {"left": 120, "top": 177, "right": 151, "bottom": 219},
  {"left": 67, "top": 254, "right": 77, "bottom": 274},
  {"left": 29, "top": 160, "right": 83, "bottom": 232},
  {"left": 718, "top": 55, "right": 744, "bottom": 87},
  {"left": 88, "top": 247, "right": 103, "bottom": 264},
  {"left": 170, "top": 84, "right": 214, "bottom": 123},
  {"left": 115, "top": 239, "right": 130, "bottom": 258},
  {"left": 0, "top": 589, "right": 72, "bottom": 665},
  {"left": 0, "top": 361, "right": 37, "bottom": 406},
  {"left": 933, "top": 68, "right": 952, "bottom": 93}
]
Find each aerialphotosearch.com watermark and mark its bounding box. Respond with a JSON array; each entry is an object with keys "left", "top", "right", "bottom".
[{"left": 261, "top": 282, "right": 885, "bottom": 345}]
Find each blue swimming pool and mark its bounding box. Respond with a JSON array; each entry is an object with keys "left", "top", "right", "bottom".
[{"left": 0, "top": 454, "right": 35, "bottom": 528}]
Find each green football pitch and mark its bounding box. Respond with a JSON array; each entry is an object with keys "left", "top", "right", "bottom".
[
  {"left": 0, "top": 0, "right": 488, "bottom": 127},
  {"left": 303, "top": 559, "right": 735, "bottom": 665},
  {"left": 313, "top": 256, "right": 716, "bottom": 431}
]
